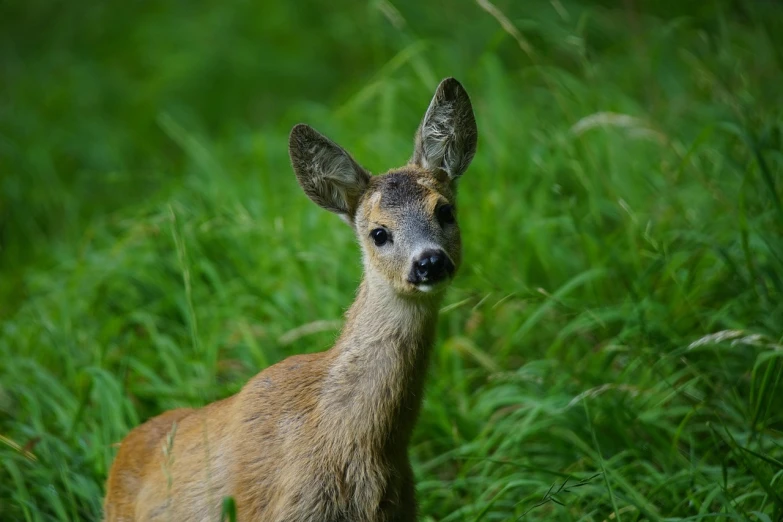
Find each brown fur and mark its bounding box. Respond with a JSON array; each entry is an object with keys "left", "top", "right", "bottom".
[{"left": 103, "top": 78, "right": 477, "bottom": 521}]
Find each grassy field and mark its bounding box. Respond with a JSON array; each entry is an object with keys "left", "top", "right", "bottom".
[{"left": 2, "top": 0, "right": 782, "bottom": 520}]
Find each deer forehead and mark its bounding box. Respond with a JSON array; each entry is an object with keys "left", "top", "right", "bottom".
[{"left": 363, "top": 170, "right": 451, "bottom": 226}]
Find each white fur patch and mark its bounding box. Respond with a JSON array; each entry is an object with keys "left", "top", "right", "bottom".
[
  {"left": 420, "top": 100, "right": 455, "bottom": 174},
  {"left": 308, "top": 144, "right": 358, "bottom": 212}
]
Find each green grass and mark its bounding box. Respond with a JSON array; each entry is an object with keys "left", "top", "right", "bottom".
[{"left": 2, "top": 0, "right": 782, "bottom": 520}]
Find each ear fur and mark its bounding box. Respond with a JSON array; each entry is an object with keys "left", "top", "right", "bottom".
[
  {"left": 412, "top": 77, "right": 478, "bottom": 180},
  {"left": 289, "top": 124, "right": 370, "bottom": 219}
]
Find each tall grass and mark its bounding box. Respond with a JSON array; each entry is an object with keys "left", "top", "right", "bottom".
[{"left": 1, "top": 0, "right": 782, "bottom": 520}]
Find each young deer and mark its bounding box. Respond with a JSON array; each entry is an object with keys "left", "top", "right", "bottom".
[{"left": 103, "top": 77, "right": 478, "bottom": 521}]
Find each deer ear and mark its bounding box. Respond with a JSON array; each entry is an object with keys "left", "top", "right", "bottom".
[
  {"left": 289, "top": 124, "right": 370, "bottom": 221},
  {"left": 412, "top": 78, "right": 478, "bottom": 180}
]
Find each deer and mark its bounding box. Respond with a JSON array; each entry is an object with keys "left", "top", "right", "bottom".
[{"left": 103, "top": 77, "right": 478, "bottom": 522}]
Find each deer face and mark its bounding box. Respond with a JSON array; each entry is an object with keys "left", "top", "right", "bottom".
[
  {"left": 289, "top": 78, "right": 477, "bottom": 297},
  {"left": 353, "top": 168, "right": 460, "bottom": 295}
]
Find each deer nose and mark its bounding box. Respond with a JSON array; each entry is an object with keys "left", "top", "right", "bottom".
[{"left": 410, "top": 249, "right": 454, "bottom": 284}]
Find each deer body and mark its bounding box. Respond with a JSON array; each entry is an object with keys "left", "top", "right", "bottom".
[{"left": 104, "top": 78, "right": 477, "bottom": 521}]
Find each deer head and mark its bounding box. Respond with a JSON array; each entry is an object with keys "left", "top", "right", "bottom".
[{"left": 289, "top": 78, "right": 478, "bottom": 297}]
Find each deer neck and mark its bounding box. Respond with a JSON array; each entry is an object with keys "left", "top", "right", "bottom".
[{"left": 320, "top": 275, "right": 442, "bottom": 453}]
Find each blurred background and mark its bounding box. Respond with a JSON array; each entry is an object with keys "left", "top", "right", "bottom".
[{"left": 1, "top": 0, "right": 782, "bottom": 520}]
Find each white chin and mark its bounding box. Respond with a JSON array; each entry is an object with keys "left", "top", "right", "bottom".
[{"left": 414, "top": 280, "right": 449, "bottom": 293}]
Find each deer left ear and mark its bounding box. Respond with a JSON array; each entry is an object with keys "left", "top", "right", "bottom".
[
  {"left": 412, "top": 78, "right": 478, "bottom": 180},
  {"left": 289, "top": 124, "right": 370, "bottom": 222}
]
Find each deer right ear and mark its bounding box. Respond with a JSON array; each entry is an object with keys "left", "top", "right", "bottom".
[{"left": 289, "top": 124, "right": 371, "bottom": 221}]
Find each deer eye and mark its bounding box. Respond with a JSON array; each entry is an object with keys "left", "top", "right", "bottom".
[
  {"left": 370, "top": 228, "right": 389, "bottom": 246},
  {"left": 437, "top": 204, "right": 455, "bottom": 225}
]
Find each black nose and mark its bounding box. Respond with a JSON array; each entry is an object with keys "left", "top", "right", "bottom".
[{"left": 410, "top": 249, "right": 454, "bottom": 284}]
